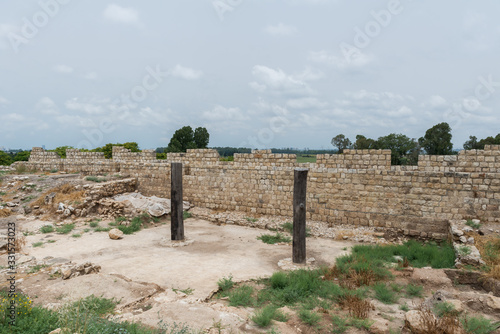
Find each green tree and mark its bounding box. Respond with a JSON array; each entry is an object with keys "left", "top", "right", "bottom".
[
  {"left": 0, "top": 151, "right": 13, "bottom": 166},
  {"left": 167, "top": 126, "right": 209, "bottom": 153},
  {"left": 353, "top": 135, "right": 378, "bottom": 150},
  {"left": 377, "top": 133, "right": 418, "bottom": 165},
  {"left": 463, "top": 136, "right": 481, "bottom": 150},
  {"left": 92, "top": 142, "right": 140, "bottom": 159},
  {"left": 418, "top": 122, "right": 453, "bottom": 155},
  {"left": 331, "top": 134, "right": 352, "bottom": 154},
  {"left": 51, "top": 146, "right": 74, "bottom": 158},
  {"left": 13, "top": 150, "right": 31, "bottom": 162},
  {"left": 194, "top": 127, "right": 210, "bottom": 149}
]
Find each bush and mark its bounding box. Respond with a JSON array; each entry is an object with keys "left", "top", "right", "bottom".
[
  {"left": 331, "top": 315, "right": 348, "bottom": 334},
  {"left": 85, "top": 176, "right": 107, "bottom": 183},
  {"left": 217, "top": 275, "right": 234, "bottom": 292},
  {"left": 406, "top": 284, "right": 423, "bottom": 298},
  {"left": 257, "top": 233, "right": 291, "bottom": 244},
  {"left": 56, "top": 223, "right": 75, "bottom": 234},
  {"left": 251, "top": 305, "right": 277, "bottom": 327},
  {"left": 465, "top": 219, "right": 481, "bottom": 229},
  {"left": 228, "top": 285, "right": 254, "bottom": 307},
  {"left": 40, "top": 225, "right": 54, "bottom": 233},
  {"left": 373, "top": 283, "right": 398, "bottom": 304},
  {"left": 461, "top": 315, "right": 500, "bottom": 334},
  {"left": 433, "top": 302, "right": 458, "bottom": 317},
  {"left": 270, "top": 272, "right": 288, "bottom": 289},
  {"left": 298, "top": 309, "right": 321, "bottom": 326}
]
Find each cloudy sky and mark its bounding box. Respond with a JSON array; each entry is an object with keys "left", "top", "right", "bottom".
[{"left": 1, "top": 0, "right": 499, "bottom": 151}]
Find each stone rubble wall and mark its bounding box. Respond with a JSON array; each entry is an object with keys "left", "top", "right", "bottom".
[{"left": 23, "top": 146, "right": 500, "bottom": 239}]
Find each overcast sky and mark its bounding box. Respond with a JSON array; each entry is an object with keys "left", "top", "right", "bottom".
[{"left": 1, "top": 0, "right": 499, "bottom": 151}]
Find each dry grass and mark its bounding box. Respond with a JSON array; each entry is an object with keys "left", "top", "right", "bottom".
[
  {"left": 339, "top": 295, "right": 372, "bottom": 319},
  {"left": 0, "top": 208, "right": 12, "bottom": 217},
  {"left": 15, "top": 233, "right": 27, "bottom": 254},
  {"left": 409, "top": 305, "right": 462, "bottom": 334},
  {"left": 475, "top": 234, "right": 500, "bottom": 279},
  {"left": 31, "top": 183, "right": 85, "bottom": 213},
  {"left": 325, "top": 266, "right": 377, "bottom": 288}
]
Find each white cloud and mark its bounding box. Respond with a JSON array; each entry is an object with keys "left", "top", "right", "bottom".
[
  {"left": 84, "top": 72, "right": 98, "bottom": 80},
  {"left": 264, "top": 23, "right": 297, "bottom": 36},
  {"left": 103, "top": 4, "right": 139, "bottom": 24},
  {"left": 0, "top": 96, "right": 9, "bottom": 105},
  {"left": 36, "top": 97, "right": 59, "bottom": 115},
  {"left": 0, "top": 24, "right": 17, "bottom": 49},
  {"left": 53, "top": 65, "right": 74, "bottom": 74},
  {"left": 249, "top": 65, "right": 316, "bottom": 97},
  {"left": 286, "top": 97, "right": 328, "bottom": 109},
  {"left": 202, "top": 105, "right": 248, "bottom": 121},
  {"left": 4, "top": 113, "right": 26, "bottom": 122},
  {"left": 309, "top": 50, "right": 373, "bottom": 70},
  {"left": 422, "top": 95, "right": 448, "bottom": 109},
  {"left": 171, "top": 65, "right": 203, "bottom": 80},
  {"left": 65, "top": 98, "right": 107, "bottom": 115}
]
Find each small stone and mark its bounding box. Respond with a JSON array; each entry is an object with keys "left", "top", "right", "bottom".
[
  {"left": 343, "top": 236, "right": 349, "bottom": 240},
  {"left": 467, "top": 237, "right": 475, "bottom": 244},
  {"left": 109, "top": 228, "right": 124, "bottom": 240},
  {"left": 459, "top": 236, "right": 467, "bottom": 243}
]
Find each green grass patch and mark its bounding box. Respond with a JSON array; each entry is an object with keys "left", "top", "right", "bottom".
[
  {"left": 433, "top": 301, "right": 458, "bottom": 317},
  {"left": 40, "top": 225, "right": 54, "bottom": 233},
  {"left": 298, "top": 309, "right": 321, "bottom": 327},
  {"left": 0, "top": 192, "right": 6, "bottom": 196},
  {"left": 89, "top": 221, "right": 99, "bottom": 228},
  {"left": 406, "top": 284, "right": 423, "bottom": 298},
  {"left": 56, "top": 223, "right": 75, "bottom": 234},
  {"left": 257, "top": 233, "right": 291, "bottom": 244},
  {"left": 32, "top": 242, "right": 43, "bottom": 248},
  {"left": 465, "top": 219, "right": 481, "bottom": 229},
  {"left": 461, "top": 315, "right": 500, "bottom": 334},
  {"left": 245, "top": 217, "right": 258, "bottom": 223},
  {"left": 251, "top": 305, "right": 278, "bottom": 327},
  {"left": 349, "top": 240, "right": 455, "bottom": 269},
  {"left": 228, "top": 285, "right": 254, "bottom": 307},
  {"left": 183, "top": 211, "right": 192, "bottom": 219},
  {"left": 217, "top": 275, "right": 234, "bottom": 293},
  {"left": 94, "top": 226, "right": 111, "bottom": 232},
  {"left": 28, "top": 264, "right": 48, "bottom": 274},
  {"left": 331, "top": 315, "right": 348, "bottom": 334},
  {"left": 72, "top": 233, "right": 81, "bottom": 238},
  {"left": 281, "top": 221, "right": 311, "bottom": 237},
  {"left": 85, "top": 176, "right": 107, "bottom": 183},
  {"left": 373, "top": 283, "right": 398, "bottom": 304}
]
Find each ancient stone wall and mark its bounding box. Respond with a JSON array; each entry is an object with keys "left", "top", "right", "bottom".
[{"left": 22, "top": 146, "right": 500, "bottom": 239}]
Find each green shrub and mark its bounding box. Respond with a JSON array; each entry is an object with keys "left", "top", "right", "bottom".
[
  {"left": 56, "top": 223, "right": 75, "bottom": 234},
  {"left": 465, "top": 219, "right": 481, "bottom": 229},
  {"left": 40, "top": 225, "right": 54, "bottom": 233},
  {"left": 251, "top": 305, "right": 277, "bottom": 327},
  {"left": 257, "top": 233, "right": 291, "bottom": 244},
  {"left": 406, "top": 284, "right": 423, "bottom": 298},
  {"left": 89, "top": 221, "right": 99, "bottom": 228},
  {"left": 270, "top": 272, "right": 288, "bottom": 289},
  {"left": 373, "top": 283, "right": 398, "bottom": 304},
  {"left": 183, "top": 211, "right": 192, "bottom": 219},
  {"left": 72, "top": 234, "right": 81, "bottom": 238},
  {"left": 217, "top": 275, "right": 234, "bottom": 292},
  {"left": 349, "top": 317, "right": 373, "bottom": 330},
  {"left": 350, "top": 240, "right": 455, "bottom": 269},
  {"left": 461, "top": 315, "right": 500, "bottom": 334},
  {"left": 433, "top": 302, "right": 457, "bottom": 317},
  {"left": 331, "top": 315, "right": 348, "bottom": 334},
  {"left": 298, "top": 309, "right": 321, "bottom": 326},
  {"left": 228, "top": 285, "right": 254, "bottom": 307},
  {"left": 85, "top": 176, "right": 107, "bottom": 183}
]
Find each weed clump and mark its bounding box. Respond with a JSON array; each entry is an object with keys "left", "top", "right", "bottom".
[{"left": 257, "top": 233, "right": 291, "bottom": 244}]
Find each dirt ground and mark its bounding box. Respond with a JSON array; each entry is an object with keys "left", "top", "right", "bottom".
[{"left": 1, "top": 214, "right": 354, "bottom": 332}]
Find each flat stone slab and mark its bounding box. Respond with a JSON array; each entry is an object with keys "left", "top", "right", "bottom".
[{"left": 278, "top": 257, "right": 316, "bottom": 271}]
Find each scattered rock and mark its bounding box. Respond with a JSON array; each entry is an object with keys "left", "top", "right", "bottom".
[
  {"left": 61, "top": 262, "right": 101, "bottom": 280},
  {"left": 109, "top": 228, "right": 124, "bottom": 240}
]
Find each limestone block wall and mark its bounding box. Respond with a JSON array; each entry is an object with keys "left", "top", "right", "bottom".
[{"left": 23, "top": 146, "right": 500, "bottom": 239}]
